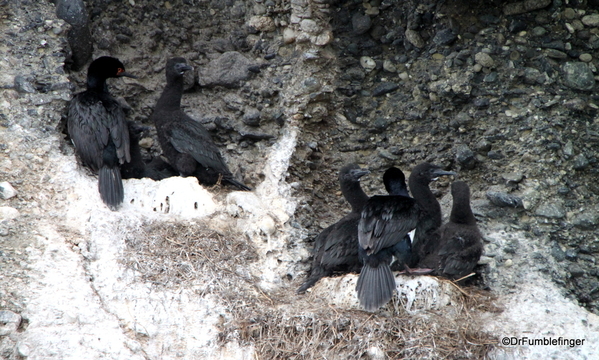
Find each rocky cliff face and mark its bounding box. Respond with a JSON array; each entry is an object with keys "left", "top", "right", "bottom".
[{"left": 1, "top": 0, "right": 598, "bottom": 359}]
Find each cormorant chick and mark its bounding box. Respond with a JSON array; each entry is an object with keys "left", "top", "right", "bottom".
[
  {"left": 408, "top": 163, "right": 456, "bottom": 267},
  {"left": 67, "top": 56, "right": 135, "bottom": 210},
  {"left": 151, "top": 57, "right": 250, "bottom": 190},
  {"left": 120, "top": 121, "right": 177, "bottom": 181},
  {"left": 356, "top": 167, "right": 420, "bottom": 311},
  {"left": 435, "top": 181, "right": 483, "bottom": 279},
  {"left": 297, "top": 164, "right": 370, "bottom": 294}
]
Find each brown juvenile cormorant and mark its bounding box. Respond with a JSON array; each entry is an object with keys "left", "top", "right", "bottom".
[
  {"left": 434, "top": 181, "right": 483, "bottom": 279},
  {"left": 356, "top": 167, "right": 420, "bottom": 311},
  {"left": 67, "top": 56, "right": 135, "bottom": 210},
  {"left": 408, "top": 163, "right": 456, "bottom": 267},
  {"left": 297, "top": 164, "right": 370, "bottom": 294},
  {"left": 150, "top": 57, "right": 250, "bottom": 191}
]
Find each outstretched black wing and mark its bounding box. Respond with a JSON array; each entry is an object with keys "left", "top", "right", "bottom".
[
  {"left": 359, "top": 195, "right": 419, "bottom": 255},
  {"left": 68, "top": 92, "right": 130, "bottom": 171},
  {"left": 168, "top": 115, "right": 230, "bottom": 175}
]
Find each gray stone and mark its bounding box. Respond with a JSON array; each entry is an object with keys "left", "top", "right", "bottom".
[
  {"left": 502, "top": 172, "right": 524, "bottom": 183},
  {"left": 572, "top": 211, "right": 598, "bottom": 230},
  {"left": 565, "top": 249, "right": 578, "bottom": 261},
  {"left": 405, "top": 29, "right": 425, "bottom": 48},
  {"left": 483, "top": 72, "right": 498, "bottom": 83},
  {"left": 573, "top": 154, "right": 589, "bottom": 170},
  {"left": 503, "top": 0, "right": 551, "bottom": 16},
  {"left": 487, "top": 150, "right": 504, "bottom": 159},
  {"left": 55, "top": 0, "right": 92, "bottom": 70},
  {"left": 486, "top": 192, "right": 523, "bottom": 208},
  {"left": 300, "top": 19, "right": 320, "bottom": 35},
  {"left": 475, "top": 52, "right": 495, "bottom": 68},
  {"left": 551, "top": 242, "right": 566, "bottom": 262},
  {"left": 563, "top": 8, "right": 577, "bottom": 20},
  {"left": 372, "top": 82, "right": 399, "bottom": 97},
  {"left": 198, "top": 52, "right": 252, "bottom": 88},
  {"left": 302, "top": 77, "right": 321, "bottom": 93},
  {"left": 535, "top": 201, "right": 566, "bottom": 219},
  {"left": 242, "top": 107, "right": 261, "bottom": 127},
  {"left": 360, "top": 56, "right": 376, "bottom": 71},
  {"left": 0, "top": 181, "right": 17, "bottom": 199},
  {"left": 568, "top": 264, "right": 585, "bottom": 277},
  {"left": 562, "top": 62, "right": 595, "bottom": 91},
  {"left": 283, "top": 28, "right": 296, "bottom": 44},
  {"left": 545, "top": 48, "right": 567, "bottom": 59},
  {"left": 0, "top": 207, "right": 19, "bottom": 221},
  {"left": 563, "top": 140, "right": 574, "bottom": 158},
  {"left": 455, "top": 144, "right": 476, "bottom": 169},
  {"left": 0, "top": 310, "right": 21, "bottom": 336},
  {"left": 503, "top": 239, "right": 520, "bottom": 254},
  {"left": 582, "top": 14, "right": 599, "bottom": 27},
  {"left": 352, "top": 13, "right": 371, "bottom": 35},
  {"left": 564, "top": 98, "right": 587, "bottom": 111},
  {"left": 579, "top": 53, "right": 593, "bottom": 62},
  {"left": 532, "top": 26, "right": 547, "bottom": 36},
  {"left": 14, "top": 75, "right": 36, "bottom": 93},
  {"left": 433, "top": 28, "right": 457, "bottom": 46}
]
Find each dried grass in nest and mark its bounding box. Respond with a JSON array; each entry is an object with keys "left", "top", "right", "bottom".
[
  {"left": 121, "top": 220, "right": 258, "bottom": 294},
  {"left": 121, "top": 221, "right": 498, "bottom": 359},
  {"left": 222, "top": 281, "right": 498, "bottom": 360}
]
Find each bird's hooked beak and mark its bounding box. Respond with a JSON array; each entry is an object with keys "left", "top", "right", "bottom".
[
  {"left": 175, "top": 63, "right": 193, "bottom": 75},
  {"left": 350, "top": 168, "right": 370, "bottom": 180},
  {"left": 431, "top": 168, "right": 457, "bottom": 181},
  {"left": 116, "top": 69, "right": 137, "bottom": 79}
]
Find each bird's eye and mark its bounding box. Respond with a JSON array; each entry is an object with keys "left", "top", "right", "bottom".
[{"left": 117, "top": 68, "right": 125, "bottom": 75}]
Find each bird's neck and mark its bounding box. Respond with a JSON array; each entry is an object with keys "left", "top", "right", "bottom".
[
  {"left": 156, "top": 79, "right": 183, "bottom": 112},
  {"left": 387, "top": 182, "right": 409, "bottom": 197},
  {"left": 450, "top": 194, "right": 476, "bottom": 225},
  {"left": 409, "top": 178, "right": 442, "bottom": 227},
  {"left": 341, "top": 180, "right": 369, "bottom": 213},
  {"left": 87, "top": 76, "right": 108, "bottom": 92}
]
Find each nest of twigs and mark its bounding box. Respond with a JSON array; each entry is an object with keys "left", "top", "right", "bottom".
[{"left": 121, "top": 220, "right": 499, "bottom": 359}]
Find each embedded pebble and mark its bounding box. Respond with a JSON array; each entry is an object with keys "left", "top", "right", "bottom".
[
  {"left": 0, "top": 310, "right": 21, "bottom": 336},
  {"left": 249, "top": 16, "right": 276, "bottom": 32},
  {"left": 360, "top": 56, "right": 376, "bottom": 71},
  {"left": 474, "top": 52, "right": 495, "bottom": 68},
  {"left": 0, "top": 181, "right": 18, "bottom": 199}
]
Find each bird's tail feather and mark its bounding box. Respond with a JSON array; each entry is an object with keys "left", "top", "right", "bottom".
[
  {"left": 297, "top": 266, "right": 328, "bottom": 294},
  {"left": 356, "top": 263, "right": 396, "bottom": 311},
  {"left": 99, "top": 166, "right": 124, "bottom": 211},
  {"left": 224, "top": 176, "right": 251, "bottom": 191},
  {"left": 297, "top": 276, "right": 320, "bottom": 294}
]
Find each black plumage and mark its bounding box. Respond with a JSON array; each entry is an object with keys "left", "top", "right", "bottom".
[
  {"left": 297, "top": 164, "right": 370, "bottom": 294},
  {"left": 151, "top": 57, "right": 250, "bottom": 191},
  {"left": 435, "top": 181, "right": 483, "bottom": 279},
  {"left": 120, "top": 121, "right": 178, "bottom": 181},
  {"left": 356, "top": 167, "right": 420, "bottom": 311},
  {"left": 67, "top": 56, "right": 135, "bottom": 210},
  {"left": 408, "top": 163, "right": 456, "bottom": 267}
]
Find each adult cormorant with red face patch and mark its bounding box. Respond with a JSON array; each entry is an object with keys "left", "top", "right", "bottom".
[{"left": 67, "top": 56, "right": 135, "bottom": 210}]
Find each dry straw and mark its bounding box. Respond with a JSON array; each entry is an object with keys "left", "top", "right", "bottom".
[{"left": 122, "top": 221, "right": 499, "bottom": 359}]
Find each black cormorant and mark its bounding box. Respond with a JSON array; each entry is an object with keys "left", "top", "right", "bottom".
[
  {"left": 408, "top": 163, "right": 456, "bottom": 267},
  {"left": 434, "top": 181, "right": 483, "bottom": 279},
  {"left": 151, "top": 57, "right": 250, "bottom": 191},
  {"left": 356, "top": 167, "right": 420, "bottom": 311},
  {"left": 67, "top": 56, "right": 135, "bottom": 210},
  {"left": 297, "top": 164, "right": 370, "bottom": 294}
]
